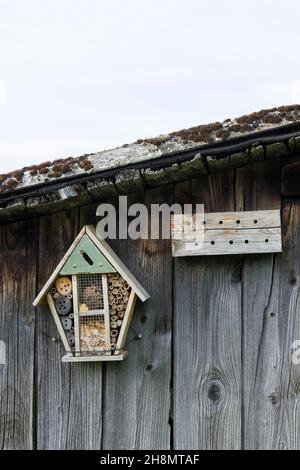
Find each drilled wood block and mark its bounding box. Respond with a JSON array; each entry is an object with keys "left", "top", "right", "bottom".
[{"left": 171, "top": 210, "right": 282, "bottom": 257}]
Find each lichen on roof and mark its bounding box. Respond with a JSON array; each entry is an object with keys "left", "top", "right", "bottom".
[
  {"left": 137, "top": 104, "right": 300, "bottom": 146},
  {"left": 1, "top": 104, "right": 300, "bottom": 195}
]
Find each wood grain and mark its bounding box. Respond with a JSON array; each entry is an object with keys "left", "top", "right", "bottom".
[
  {"left": 239, "top": 159, "right": 300, "bottom": 449},
  {"left": 238, "top": 160, "right": 281, "bottom": 450},
  {"left": 36, "top": 209, "right": 103, "bottom": 450},
  {"left": 0, "top": 219, "right": 37, "bottom": 449},
  {"left": 171, "top": 210, "right": 282, "bottom": 256},
  {"left": 94, "top": 187, "right": 173, "bottom": 450},
  {"left": 173, "top": 172, "right": 242, "bottom": 450}
]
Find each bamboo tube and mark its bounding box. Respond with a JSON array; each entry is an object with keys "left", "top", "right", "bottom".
[
  {"left": 51, "top": 287, "right": 57, "bottom": 294},
  {"left": 112, "top": 288, "right": 119, "bottom": 295},
  {"left": 110, "top": 309, "right": 117, "bottom": 316},
  {"left": 119, "top": 278, "right": 125, "bottom": 284},
  {"left": 112, "top": 280, "right": 119, "bottom": 287},
  {"left": 117, "top": 319, "right": 123, "bottom": 327},
  {"left": 111, "top": 344, "right": 116, "bottom": 351},
  {"left": 111, "top": 329, "right": 118, "bottom": 338},
  {"left": 109, "top": 285, "right": 114, "bottom": 291},
  {"left": 123, "top": 283, "right": 130, "bottom": 290},
  {"left": 110, "top": 321, "right": 118, "bottom": 329},
  {"left": 111, "top": 315, "right": 118, "bottom": 322},
  {"left": 112, "top": 274, "right": 119, "bottom": 280},
  {"left": 67, "top": 293, "right": 73, "bottom": 300},
  {"left": 54, "top": 292, "right": 60, "bottom": 299},
  {"left": 117, "top": 293, "right": 123, "bottom": 300},
  {"left": 118, "top": 311, "right": 125, "bottom": 319},
  {"left": 111, "top": 337, "right": 117, "bottom": 344}
]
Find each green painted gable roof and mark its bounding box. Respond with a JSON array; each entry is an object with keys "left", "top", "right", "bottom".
[{"left": 59, "top": 234, "right": 116, "bottom": 275}]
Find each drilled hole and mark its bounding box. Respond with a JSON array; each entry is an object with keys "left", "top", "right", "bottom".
[
  {"left": 236, "top": 220, "right": 240, "bottom": 224},
  {"left": 80, "top": 251, "right": 94, "bottom": 266},
  {"left": 245, "top": 240, "right": 249, "bottom": 244},
  {"left": 219, "top": 221, "right": 223, "bottom": 224},
  {"left": 254, "top": 219, "right": 258, "bottom": 224},
  {"left": 265, "top": 239, "right": 269, "bottom": 243},
  {"left": 229, "top": 240, "right": 233, "bottom": 244},
  {"left": 211, "top": 241, "right": 215, "bottom": 245}
]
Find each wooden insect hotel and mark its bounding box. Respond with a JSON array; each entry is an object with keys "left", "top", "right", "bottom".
[{"left": 33, "top": 225, "right": 149, "bottom": 362}]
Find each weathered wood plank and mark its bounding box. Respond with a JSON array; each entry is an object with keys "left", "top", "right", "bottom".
[
  {"left": 171, "top": 210, "right": 282, "bottom": 256},
  {"left": 0, "top": 219, "right": 37, "bottom": 449},
  {"left": 173, "top": 172, "right": 242, "bottom": 450},
  {"left": 243, "top": 201, "right": 300, "bottom": 449},
  {"left": 36, "top": 209, "right": 103, "bottom": 450},
  {"left": 172, "top": 227, "right": 281, "bottom": 257},
  {"left": 237, "top": 159, "right": 285, "bottom": 449},
  {"left": 94, "top": 187, "right": 173, "bottom": 450},
  {"left": 172, "top": 209, "right": 281, "bottom": 232},
  {"left": 282, "top": 159, "right": 300, "bottom": 196}
]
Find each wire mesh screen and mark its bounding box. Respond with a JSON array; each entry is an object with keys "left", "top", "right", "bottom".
[
  {"left": 80, "top": 316, "right": 106, "bottom": 352},
  {"left": 77, "top": 274, "right": 104, "bottom": 313}
]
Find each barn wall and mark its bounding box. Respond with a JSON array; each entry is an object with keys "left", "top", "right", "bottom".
[{"left": 1, "top": 157, "right": 300, "bottom": 450}]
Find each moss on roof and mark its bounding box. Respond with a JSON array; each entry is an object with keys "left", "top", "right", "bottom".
[{"left": 0, "top": 105, "right": 300, "bottom": 196}]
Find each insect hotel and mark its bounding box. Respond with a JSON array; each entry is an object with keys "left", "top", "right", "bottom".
[{"left": 33, "top": 225, "right": 149, "bottom": 362}]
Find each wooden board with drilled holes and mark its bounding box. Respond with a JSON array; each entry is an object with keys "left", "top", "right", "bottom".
[{"left": 171, "top": 209, "right": 282, "bottom": 257}]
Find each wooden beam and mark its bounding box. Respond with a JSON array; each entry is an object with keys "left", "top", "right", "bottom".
[
  {"left": 72, "top": 275, "right": 80, "bottom": 356},
  {"left": 102, "top": 274, "right": 111, "bottom": 355},
  {"left": 47, "top": 293, "right": 71, "bottom": 354},
  {"left": 115, "top": 290, "right": 137, "bottom": 353},
  {"left": 61, "top": 351, "right": 128, "bottom": 363}
]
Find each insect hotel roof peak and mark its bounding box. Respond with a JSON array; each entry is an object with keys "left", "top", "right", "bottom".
[{"left": 34, "top": 225, "right": 150, "bottom": 363}]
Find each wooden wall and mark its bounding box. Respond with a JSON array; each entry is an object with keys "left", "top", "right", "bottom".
[{"left": 1, "top": 157, "right": 300, "bottom": 450}]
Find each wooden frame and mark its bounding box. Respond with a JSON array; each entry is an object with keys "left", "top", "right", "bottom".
[
  {"left": 47, "top": 293, "right": 71, "bottom": 354},
  {"left": 115, "top": 290, "right": 137, "bottom": 353},
  {"left": 102, "top": 274, "right": 111, "bottom": 355},
  {"left": 61, "top": 351, "right": 128, "bottom": 363},
  {"left": 72, "top": 275, "right": 80, "bottom": 356}
]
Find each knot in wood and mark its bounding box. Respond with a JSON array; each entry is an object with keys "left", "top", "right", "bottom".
[
  {"left": 207, "top": 380, "right": 223, "bottom": 403},
  {"left": 139, "top": 315, "right": 147, "bottom": 325},
  {"left": 267, "top": 393, "right": 279, "bottom": 407}
]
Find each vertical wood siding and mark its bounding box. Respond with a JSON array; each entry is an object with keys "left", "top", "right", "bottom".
[{"left": 1, "top": 157, "right": 300, "bottom": 449}]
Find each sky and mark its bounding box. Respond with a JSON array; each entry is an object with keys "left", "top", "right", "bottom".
[{"left": 0, "top": 0, "right": 300, "bottom": 173}]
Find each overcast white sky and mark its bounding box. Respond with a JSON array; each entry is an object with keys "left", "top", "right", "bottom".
[{"left": 0, "top": 0, "right": 299, "bottom": 173}]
